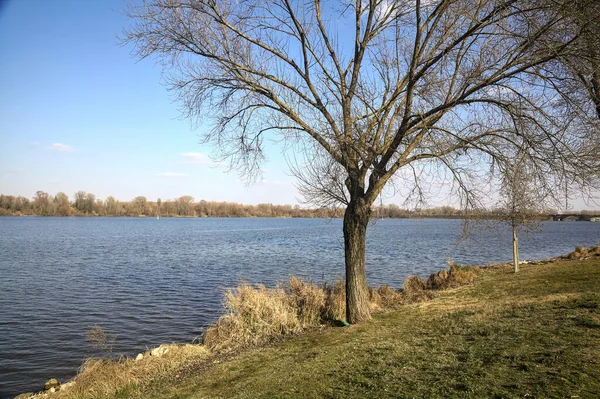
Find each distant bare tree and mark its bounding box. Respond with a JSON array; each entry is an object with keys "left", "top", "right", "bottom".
[{"left": 124, "top": 0, "right": 600, "bottom": 323}]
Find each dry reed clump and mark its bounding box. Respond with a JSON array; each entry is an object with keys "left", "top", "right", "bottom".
[
  {"left": 323, "top": 279, "right": 346, "bottom": 322},
  {"left": 567, "top": 245, "right": 600, "bottom": 260},
  {"left": 402, "top": 275, "right": 428, "bottom": 301},
  {"left": 375, "top": 285, "right": 402, "bottom": 308},
  {"left": 288, "top": 276, "right": 326, "bottom": 326},
  {"left": 449, "top": 264, "right": 480, "bottom": 286},
  {"left": 201, "top": 276, "right": 416, "bottom": 353},
  {"left": 54, "top": 344, "right": 209, "bottom": 399},
  {"left": 368, "top": 287, "right": 382, "bottom": 313},
  {"left": 426, "top": 269, "right": 450, "bottom": 290},
  {"left": 569, "top": 246, "right": 588, "bottom": 259},
  {"left": 425, "top": 259, "right": 480, "bottom": 291},
  {"left": 203, "top": 283, "right": 302, "bottom": 352}
]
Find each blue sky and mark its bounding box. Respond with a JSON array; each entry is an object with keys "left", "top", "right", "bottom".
[
  {"left": 0, "top": 0, "right": 298, "bottom": 205},
  {"left": 0, "top": 0, "right": 596, "bottom": 210}
]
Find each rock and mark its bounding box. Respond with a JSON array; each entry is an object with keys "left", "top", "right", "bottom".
[
  {"left": 43, "top": 378, "right": 60, "bottom": 391},
  {"left": 13, "top": 393, "right": 34, "bottom": 399},
  {"left": 135, "top": 353, "right": 144, "bottom": 361},
  {"left": 61, "top": 381, "right": 75, "bottom": 391},
  {"left": 150, "top": 345, "right": 169, "bottom": 357},
  {"left": 50, "top": 387, "right": 56, "bottom": 393}
]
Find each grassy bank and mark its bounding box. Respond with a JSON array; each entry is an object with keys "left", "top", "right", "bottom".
[
  {"left": 147, "top": 257, "right": 599, "bottom": 399},
  {"left": 32, "top": 255, "right": 599, "bottom": 399}
]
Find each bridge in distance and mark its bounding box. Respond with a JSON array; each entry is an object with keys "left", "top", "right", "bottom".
[{"left": 551, "top": 214, "right": 600, "bottom": 221}]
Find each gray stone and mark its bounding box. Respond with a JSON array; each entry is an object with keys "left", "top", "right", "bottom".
[{"left": 44, "top": 377, "right": 60, "bottom": 391}]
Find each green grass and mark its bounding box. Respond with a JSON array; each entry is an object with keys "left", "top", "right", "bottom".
[{"left": 136, "top": 258, "right": 600, "bottom": 399}]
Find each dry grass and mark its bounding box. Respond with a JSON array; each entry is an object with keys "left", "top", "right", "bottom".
[
  {"left": 140, "top": 257, "right": 600, "bottom": 399},
  {"left": 426, "top": 269, "right": 450, "bottom": 290},
  {"left": 288, "top": 276, "right": 325, "bottom": 326},
  {"left": 203, "top": 283, "right": 302, "bottom": 352},
  {"left": 449, "top": 264, "right": 480, "bottom": 285},
  {"left": 369, "top": 285, "right": 403, "bottom": 310},
  {"left": 52, "top": 344, "right": 209, "bottom": 399},
  {"left": 424, "top": 259, "right": 480, "bottom": 291},
  {"left": 402, "top": 275, "right": 428, "bottom": 301},
  {"left": 566, "top": 245, "right": 600, "bottom": 260},
  {"left": 41, "top": 266, "right": 487, "bottom": 399},
  {"left": 376, "top": 285, "right": 402, "bottom": 308},
  {"left": 204, "top": 277, "right": 354, "bottom": 353},
  {"left": 322, "top": 279, "right": 347, "bottom": 322},
  {"left": 204, "top": 276, "right": 408, "bottom": 353}
]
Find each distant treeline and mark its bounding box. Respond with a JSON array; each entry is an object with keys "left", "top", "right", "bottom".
[{"left": 0, "top": 191, "right": 596, "bottom": 219}]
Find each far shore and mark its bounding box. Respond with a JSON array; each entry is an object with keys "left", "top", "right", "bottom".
[{"left": 3, "top": 213, "right": 593, "bottom": 221}]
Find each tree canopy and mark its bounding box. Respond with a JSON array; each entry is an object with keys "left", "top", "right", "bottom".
[{"left": 123, "top": 0, "right": 600, "bottom": 322}]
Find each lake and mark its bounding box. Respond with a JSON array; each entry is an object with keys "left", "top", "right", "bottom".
[{"left": 0, "top": 217, "right": 599, "bottom": 397}]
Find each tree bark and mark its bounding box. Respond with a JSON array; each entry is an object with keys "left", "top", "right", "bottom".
[
  {"left": 343, "top": 200, "right": 372, "bottom": 323},
  {"left": 512, "top": 225, "right": 520, "bottom": 273}
]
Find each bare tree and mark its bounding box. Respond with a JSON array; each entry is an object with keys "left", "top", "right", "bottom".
[
  {"left": 552, "top": 0, "right": 600, "bottom": 120},
  {"left": 496, "top": 152, "right": 548, "bottom": 273},
  {"left": 123, "top": 0, "right": 600, "bottom": 323}
]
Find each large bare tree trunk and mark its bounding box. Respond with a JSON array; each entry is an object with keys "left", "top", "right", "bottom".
[
  {"left": 512, "top": 225, "right": 520, "bottom": 273},
  {"left": 343, "top": 200, "right": 372, "bottom": 323}
]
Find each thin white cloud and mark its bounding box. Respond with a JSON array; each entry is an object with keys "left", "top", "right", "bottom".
[
  {"left": 156, "top": 172, "right": 189, "bottom": 178},
  {"left": 48, "top": 143, "right": 75, "bottom": 152},
  {"left": 181, "top": 152, "right": 221, "bottom": 166},
  {"left": 30, "top": 141, "right": 40, "bottom": 146}
]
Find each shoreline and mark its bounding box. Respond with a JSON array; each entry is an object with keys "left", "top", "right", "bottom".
[
  {"left": 13, "top": 245, "right": 600, "bottom": 399},
  {"left": 3, "top": 213, "right": 600, "bottom": 222}
]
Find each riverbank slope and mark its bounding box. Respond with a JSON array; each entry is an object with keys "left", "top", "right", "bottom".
[
  {"left": 27, "top": 255, "right": 600, "bottom": 399},
  {"left": 151, "top": 257, "right": 600, "bottom": 399}
]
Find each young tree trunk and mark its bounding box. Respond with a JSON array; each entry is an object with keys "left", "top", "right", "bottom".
[
  {"left": 343, "top": 200, "right": 372, "bottom": 324},
  {"left": 512, "top": 225, "right": 520, "bottom": 273}
]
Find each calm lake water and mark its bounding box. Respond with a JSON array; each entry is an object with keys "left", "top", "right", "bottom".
[{"left": 1, "top": 217, "right": 599, "bottom": 396}]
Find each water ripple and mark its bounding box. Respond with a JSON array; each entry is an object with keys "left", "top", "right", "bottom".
[{"left": 0, "top": 217, "right": 598, "bottom": 396}]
